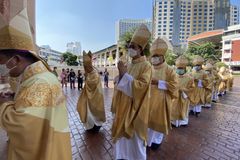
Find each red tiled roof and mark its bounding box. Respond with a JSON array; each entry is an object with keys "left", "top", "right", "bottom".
[{"left": 188, "top": 29, "right": 224, "bottom": 42}]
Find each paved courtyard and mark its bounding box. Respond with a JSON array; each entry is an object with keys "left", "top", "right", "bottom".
[{"left": 0, "top": 77, "right": 240, "bottom": 160}]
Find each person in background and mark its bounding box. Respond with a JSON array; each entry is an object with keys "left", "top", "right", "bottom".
[
  {"left": 203, "top": 63, "right": 215, "bottom": 108},
  {"left": 77, "top": 51, "right": 106, "bottom": 132},
  {"left": 61, "top": 69, "right": 67, "bottom": 88},
  {"left": 66, "top": 68, "right": 70, "bottom": 83},
  {"left": 69, "top": 69, "right": 76, "bottom": 89},
  {"left": 52, "top": 66, "right": 58, "bottom": 77},
  {"left": 189, "top": 55, "right": 209, "bottom": 117},
  {"left": 218, "top": 67, "right": 228, "bottom": 96},
  {"left": 171, "top": 56, "right": 195, "bottom": 127},
  {"left": 104, "top": 68, "right": 109, "bottom": 88},
  {"left": 227, "top": 69, "right": 234, "bottom": 91},
  {"left": 77, "top": 70, "right": 84, "bottom": 90}
]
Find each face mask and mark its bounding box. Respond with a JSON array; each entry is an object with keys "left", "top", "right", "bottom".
[
  {"left": 151, "top": 57, "right": 161, "bottom": 65},
  {"left": 205, "top": 71, "right": 210, "bottom": 74},
  {"left": 0, "top": 64, "right": 10, "bottom": 76},
  {"left": 128, "top": 48, "right": 138, "bottom": 58},
  {"left": 6, "top": 56, "right": 19, "bottom": 76},
  {"left": 193, "top": 66, "right": 200, "bottom": 71},
  {"left": 176, "top": 69, "right": 185, "bottom": 75}
]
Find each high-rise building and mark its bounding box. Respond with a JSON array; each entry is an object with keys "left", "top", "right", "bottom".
[
  {"left": 39, "top": 45, "right": 63, "bottom": 66},
  {"left": 214, "top": 0, "right": 230, "bottom": 30},
  {"left": 222, "top": 24, "right": 240, "bottom": 70},
  {"left": 115, "top": 19, "right": 152, "bottom": 43},
  {"left": 230, "top": 5, "right": 240, "bottom": 26},
  {"left": 153, "top": 0, "right": 215, "bottom": 47},
  {"left": 153, "top": 0, "right": 175, "bottom": 43},
  {"left": 66, "top": 42, "right": 82, "bottom": 56}
]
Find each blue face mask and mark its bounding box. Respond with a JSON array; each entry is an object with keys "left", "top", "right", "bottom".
[{"left": 176, "top": 69, "right": 185, "bottom": 75}]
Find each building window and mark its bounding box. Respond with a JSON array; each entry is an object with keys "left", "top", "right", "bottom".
[{"left": 225, "top": 41, "right": 231, "bottom": 45}]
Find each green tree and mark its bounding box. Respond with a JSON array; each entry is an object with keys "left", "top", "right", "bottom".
[
  {"left": 165, "top": 50, "right": 177, "bottom": 66},
  {"left": 185, "top": 42, "right": 221, "bottom": 63},
  {"left": 215, "top": 61, "right": 228, "bottom": 69},
  {"left": 62, "top": 52, "right": 79, "bottom": 66}
]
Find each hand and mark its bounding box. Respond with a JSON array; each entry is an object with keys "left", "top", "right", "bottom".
[
  {"left": 118, "top": 61, "right": 127, "bottom": 77},
  {"left": 151, "top": 79, "right": 159, "bottom": 85}
]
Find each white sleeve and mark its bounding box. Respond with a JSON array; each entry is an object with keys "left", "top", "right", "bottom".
[
  {"left": 117, "top": 73, "right": 133, "bottom": 97},
  {"left": 182, "top": 91, "right": 188, "bottom": 99},
  {"left": 198, "top": 80, "right": 203, "bottom": 88},
  {"left": 158, "top": 80, "right": 168, "bottom": 90}
]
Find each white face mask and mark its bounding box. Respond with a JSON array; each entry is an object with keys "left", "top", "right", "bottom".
[
  {"left": 0, "top": 56, "right": 18, "bottom": 76},
  {"left": 0, "top": 64, "right": 10, "bottom": 76},
  {"left": 151, "top": 57, "right": 160, "bottom": 65},
  {"left": 128, "top": 48, "right": 138, "bottom": 58}
]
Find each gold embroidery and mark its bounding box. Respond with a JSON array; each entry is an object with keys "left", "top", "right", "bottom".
[
  {"left": 0, "top": 26, "right": 34, "bottom": 51},
  {"left": 16, "top": 82, "right": 65, "bottom": 108},
  {"left": 22, "top": 61, "right": 48, "bottom": 81}
]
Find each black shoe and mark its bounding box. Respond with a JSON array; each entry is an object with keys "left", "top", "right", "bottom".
[
  {"left": 212, "top": 100, "right": 217, "bottom": 103},
  {"left": 195, "top": 112, "right": 200, "bottom": 117},
  {"left": 171, "top": 123, "right": 177, "bottom": 128},
  {"left": 92, "top": 125, "right": 101, "bottom": 132},
  {"left": 189, "top": 110, "right": 194, "bottom": 115},
  {"left": 86, "top": 125, "right": 101, "bottom": 133},
  {"left": 151, "top": 143, "right": 161, "bottom": 150}
]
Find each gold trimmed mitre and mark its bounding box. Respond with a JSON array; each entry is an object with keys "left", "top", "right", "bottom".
[
  {"left": 150, "top": 37, "right": 172, "bottom": 57},
  {"left": 0, "top": 1, "right": 34, "bottom": 51},
  {"left": 0, "top": 0, "right": 50, "bottom": 70},
  {"left": 83, "top": 50, "right": 93, "bottom": 67},
  {"left": 204, "top": 63, "right": 213, "bottom": 71},
  {"left": 130, "top": 24, "right": 151, "bottom": 49},
  {"left": 176, "top": 55, "right": 189, "bottom": 68},
  {"left": 192, "top": 55, "right": 204, "bottom": 66}
]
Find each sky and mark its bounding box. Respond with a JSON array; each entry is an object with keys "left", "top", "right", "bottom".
[
  {"left": 36, "top": 0, "right": 239, "bottom": 53},
  {"left": 36, "top": 0, "right": 152, "bottom": 53}
]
